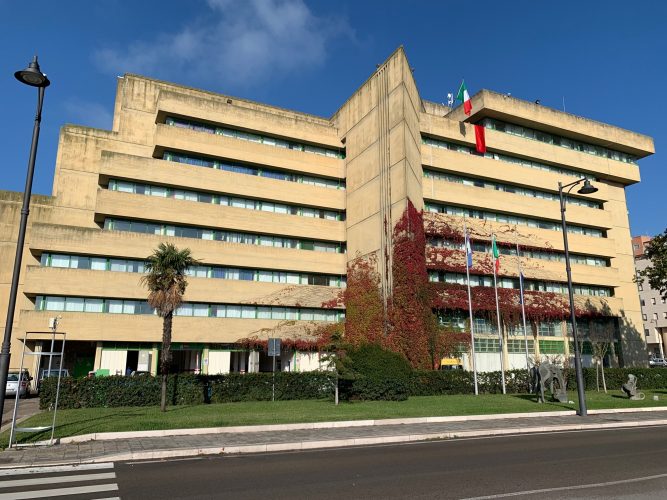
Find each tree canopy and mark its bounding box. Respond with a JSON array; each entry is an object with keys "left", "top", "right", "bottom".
[{"left": 637, "top": 229, "right": 667, "bottom": 300}]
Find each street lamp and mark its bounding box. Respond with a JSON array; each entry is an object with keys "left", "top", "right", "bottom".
[
  {"left": 559, "top": 177, "right": 598, "bottom": 417},
  {"left": 0, "top": 57, "right": 50, "bottom": 418}
]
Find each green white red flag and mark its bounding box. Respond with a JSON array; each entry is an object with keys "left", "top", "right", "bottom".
[
  {"left": 492, "top": 234, "right": 500, "bottom": 274},
  {"left": 456, "top": 80, "right": 472, "bottom": 115}
]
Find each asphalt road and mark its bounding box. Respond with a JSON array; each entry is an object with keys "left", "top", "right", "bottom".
[{"left": 9, "top": 425, "right": 665, "bottom": 499}]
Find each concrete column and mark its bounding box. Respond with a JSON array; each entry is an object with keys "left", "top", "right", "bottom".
[
  {"left": 93, "top": 342, "right": 103, "bottom": 371},
  {"left": 150, "top": 344, "right": 159, "bottom": 375},
  {"left": 202, "top": 347, "right": 210, "bottom": 375}
]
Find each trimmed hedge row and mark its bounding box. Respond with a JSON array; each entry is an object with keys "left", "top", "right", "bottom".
[
  {"left": 40, "top": 367, "right": 667, "bottom": 409},
  {"left": 410, "top": 367, "right": 667, "bottom": 396},
  {"left": 39, "top": 372, "right": 334, "bottom": 410}
]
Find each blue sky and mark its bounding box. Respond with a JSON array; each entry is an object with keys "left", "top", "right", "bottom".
[{"left": 1, "top": 0, "right": 664, "bottom": 236}]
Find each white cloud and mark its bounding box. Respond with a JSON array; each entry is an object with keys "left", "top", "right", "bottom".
[
  {"left": 62, "top": 99, "right": 113, "bottom": 130},
  {"left": 94, "top": 0, "right": 352, "bottom": 87}
]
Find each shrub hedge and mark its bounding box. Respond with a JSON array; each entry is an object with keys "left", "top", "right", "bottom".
[
  {"left": 39, "top": 372, "right": 333, "bottom": 410},
  {"left": 337, "top": 344, "right": 413, "bottom": 401},
  {"left": 39, "top": 367, "right": 667, "bottom": 409}
]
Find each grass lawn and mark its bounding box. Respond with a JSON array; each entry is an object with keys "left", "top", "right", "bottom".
[{"left": 3, "top": 389, "right": 667, "bottom": 447}]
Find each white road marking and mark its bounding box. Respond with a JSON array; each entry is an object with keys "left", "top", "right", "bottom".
[
  {"left": 0, "top": 472, "right": 116, "bottom": 488},
  {"left": 0, "top": 483, "right": 118, "bottom": 499},
  {"left": 0, "top": 462, "right": 114, "bottom": 476},
  {"left": 459, "top": 471, "right": 667, "bottom": 499}
]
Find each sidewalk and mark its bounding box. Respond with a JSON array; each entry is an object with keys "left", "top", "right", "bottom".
[{"left": 2, "top": 408, "right": 667, "bottom": 467}]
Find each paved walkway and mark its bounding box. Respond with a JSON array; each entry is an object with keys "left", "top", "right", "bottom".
[
  {"left": 0, "top": 397, "right": 40, "bottom": 432},
  {"left": 2, "top": 409, "right": 667, "bottom": 467}
]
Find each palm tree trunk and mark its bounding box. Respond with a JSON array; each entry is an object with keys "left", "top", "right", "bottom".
[{"left": 160, "top": 311, "right": 173, "bottom": 412}]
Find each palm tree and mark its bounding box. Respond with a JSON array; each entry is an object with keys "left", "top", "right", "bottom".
[{"left": 141, "top": 243, "right": 197, "bottom": 412}]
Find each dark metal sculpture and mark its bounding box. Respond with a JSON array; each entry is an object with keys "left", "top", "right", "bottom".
[{"left": 531, "top": 363, "right": 568, "bottom": 403}]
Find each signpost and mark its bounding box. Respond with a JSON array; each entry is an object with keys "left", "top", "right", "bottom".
[{"left": 268, "top": 338, "right": 281, "bottom": 402}]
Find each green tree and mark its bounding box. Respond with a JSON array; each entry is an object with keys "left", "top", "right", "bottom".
[
  {"left": 637, "top": 230, "right": 667, "bottom": 300},
  {"left": 141, "top": 243, "right": 197, "bottom": 412}
]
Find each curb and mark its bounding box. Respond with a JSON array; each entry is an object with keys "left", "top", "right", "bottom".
[
  {"left": 51, "top": 406, "right": 667, "bottom": 444},
  {"left": 7, "top": 417, "right": 667, "bottom": 467}
]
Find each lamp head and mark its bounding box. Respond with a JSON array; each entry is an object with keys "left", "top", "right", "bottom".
[
  {"left": 14, "top": 56, "right": 50, "bottom": 88},
  {"left": 577, "top": 179, "right": 598, "bottom": 195}
]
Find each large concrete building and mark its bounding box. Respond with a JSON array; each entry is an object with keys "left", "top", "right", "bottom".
[
  {"left": 0, "top": 48, "right": 655, "bottom": 378},
  {"left": 633, "top": 235, "right": 667, "bottom": 358}
]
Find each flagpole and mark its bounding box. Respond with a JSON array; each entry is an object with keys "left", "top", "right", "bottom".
[
  {"left": 492, "top": 234, "right": 506, "bottom": 394},
  {"left": 516, "top": 237, "right": 530, "bottom": 374},
  {"left": 464, "top": 217, "right": 479, "bottom": 396}
]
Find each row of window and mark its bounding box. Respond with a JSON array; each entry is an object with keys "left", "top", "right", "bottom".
[
  {"left": 460, "top": 338, "right": 562, "bottom": 353},
  {"left": 163, "top": 151, "right": 345, "bottom": 190},
  {"left": 643, "top": 312, "right": 667, "bottom": 321},
  {"left": 428, "top": 271, "right": 613, "bottom": 297},
  {"left": 428, "top": 238, "right": 609, "bottom": 267},
  {"left": 422, "top": 136, "right": 585, "bottom": 178},
  {"left": 425, "top": 203, "right": 605, "bottom": 238},
  {"left": 480, "top": 118, "right": 638, "bottom": 165},
  {"left": 641, "top": 297, "right": 667, "bottom": 306},
  {"left": 103, "top": 219, "right": 345, "bottom": 254},
  {"left": 39, "top": 253, "right": 347, "bottom": 288},
  {"left": 165, "top": 117, "right": 345, "bottom": 159},
  {"left": 108, "top": 179, "right": 344, "bottom": 221},
  {"left": 35, "top": 296, "right": 345, "bottom": 322},
  {"left": 423, "top": 169, "right": 601, "bottom": 209},
  {"left": 439, "top": 313, "right": 566, "bottom": 337}
]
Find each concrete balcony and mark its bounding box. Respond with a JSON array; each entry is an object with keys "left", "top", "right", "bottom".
[
  {"left": 153, "top": 124, "right": 344, "bottom": 180},
  {"left": 99, "top": 151, "right": 346, "bottom": 210},
  {"left": 22, "top": 266, "right": 340, "bottom": 307},
  {"left": 94, "top": 190, "right": 346, "bottom": 242},
  {"left": 18, "top": 310, "right": 330, "bottom": 344},
  {"left": 29, "top": 223, "right": 346, "bottom": 275},
  {"left": 423, "top": 179, "right": 612, "bottom": 230}
]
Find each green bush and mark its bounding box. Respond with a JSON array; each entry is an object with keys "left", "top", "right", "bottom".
[
  {"left": 39, "top": 372, "right": 334, "bottom": 410},
  {"left": 338, "top": 344, "right": 412, "bottom": 401}
]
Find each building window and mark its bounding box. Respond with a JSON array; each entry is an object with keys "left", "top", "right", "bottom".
[
  {"left": 638, "top": 284, "right": 643, "bottom": 291},
  {"left": 644, "top": 329, "right": 650, "bottom": 337},
  {"left": 108, "top": 179, "right": 344, "bottom": 220},
  {"left": 652, "top": 298, "right": 657, "bottom": 305},
  {"left": 165, "top": 117, "right": 345, "bottom": 159},
  {"left": 424, "top": 170, "right": 602, "bottom": 209},
  {"left": 40, "top": 252, "right": 346, "bottom": 288},
  {"left": 641, "top": 299, "right": 645, "bottom": 306},
  {"left": 422, "top": 136, "right": 585, "bottom": 178},
  {"left": 34, "top": 295, "right": 345, "bottom": 322},
  {"left": 425, "top": 203, "right": 605, "bottom": 238},
  {"left": 104, "top": 218, "right": 345, "bottom": 254},
  {"left": 653, "top": 313, "right": 658, "bottom": 320},
  {"left": 643, "top": 314, "right": 648, "bottom": 321},
  {"left": 480, "top": 118, "right": 638, "bottom": 165}
]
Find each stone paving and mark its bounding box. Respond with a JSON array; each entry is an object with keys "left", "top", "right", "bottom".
[{"left": 2, "top": 409, "right": 667, "bottom": 467}]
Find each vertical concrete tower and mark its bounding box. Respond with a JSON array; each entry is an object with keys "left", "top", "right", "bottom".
[{"left": 332, "top": 47, "right": 423, "bottom": 306}]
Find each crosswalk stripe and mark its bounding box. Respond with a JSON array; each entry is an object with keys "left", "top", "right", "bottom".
[
  {"left": 0, "top": 472, "right": 116, "bottom": 488},
  {"left": 0, "top": 462, "right": 114, "bottom": 477},
  {"left": 91, "top": 498, "right": 121, "bottom": 500},
  {"left": 0, "top": 483, "right": 118, "bottom": 499}
]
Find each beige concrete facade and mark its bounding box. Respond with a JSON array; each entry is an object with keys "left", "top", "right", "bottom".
[{"left": 0, "top": 47, "right": 654, "bottom": 378}]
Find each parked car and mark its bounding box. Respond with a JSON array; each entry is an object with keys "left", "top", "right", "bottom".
[
  {"left": 37, "top": 369, "right": 70, "bottom": 393},
  {"left": 5, "top": 370, "right": 32, "bottom": 398},
  {"left": 649, "top": 358, "right": 667, "bottom": 367}
]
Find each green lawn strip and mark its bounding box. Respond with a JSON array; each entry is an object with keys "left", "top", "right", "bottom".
[{"left": 3, "top": 390, "right": 667, "bottom": 448}]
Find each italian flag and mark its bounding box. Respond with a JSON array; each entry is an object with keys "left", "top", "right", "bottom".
[
  {"left": 456, "top": 80, "right": 472, "bottom": 115},
  {"left": 492, "top": 234, "right": 500, "bottom": 274}
]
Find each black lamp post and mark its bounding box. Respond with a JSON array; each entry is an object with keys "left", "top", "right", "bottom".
[
  {"left": 0, "top": 57, "right": 50, "bottom": 418},
  {"left": 559, "top": 177, "right": 598, "bottom": 417}
]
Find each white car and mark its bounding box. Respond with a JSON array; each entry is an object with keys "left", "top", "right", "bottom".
[
  {"left": 5, "top": 371, "right": 32, "bottom": 398},
  {"left": 649, "top": 358, "right": 667, "bottom": 367}
]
